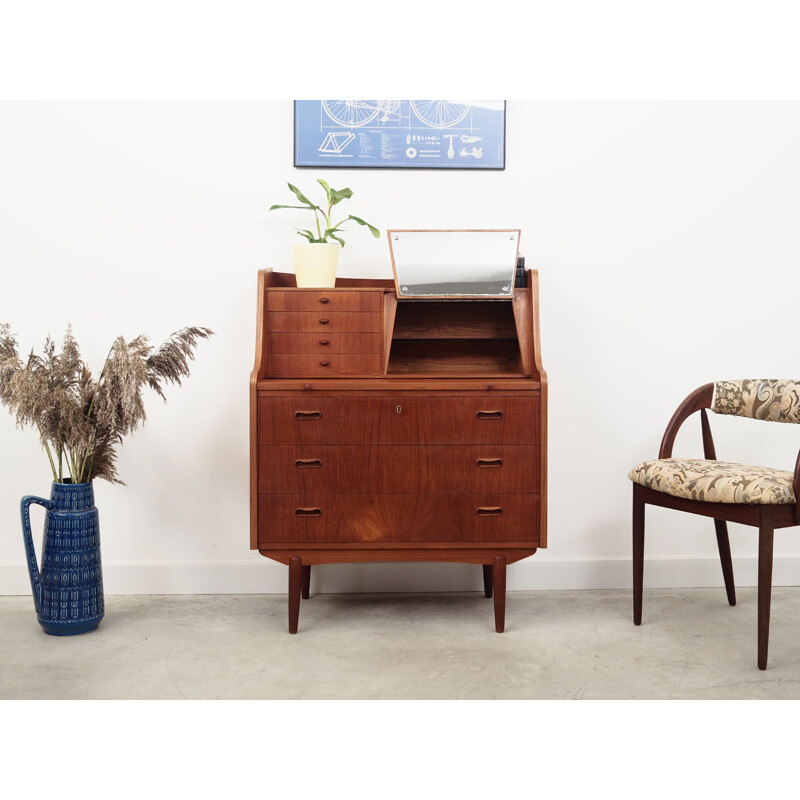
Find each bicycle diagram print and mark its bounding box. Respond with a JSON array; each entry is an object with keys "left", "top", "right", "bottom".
[{"left": 294, "top": 100, "right": 505, "bottom": 170}]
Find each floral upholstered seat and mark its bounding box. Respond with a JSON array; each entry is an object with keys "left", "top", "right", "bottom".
[{"left": 628, "top": 458, "right": 796, "bottom": 505}]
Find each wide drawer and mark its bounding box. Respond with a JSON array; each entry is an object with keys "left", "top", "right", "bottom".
[
  {"left": 268, "top": 332, "right": 383, "bottom": 354},
  {"left": 257, "top": 396, "right": 540, "bottom": 445},
  {"left": 266, "top": 290, "right": 382, "bottom": 313},
  {"left": 257, "top": 493, "right": 540, "bottom": 544},
  {"left": 258, "top": 398, "right": 387, "bottom": 445},
  {"left": 387, "top": 396, "right": 540, "bottom": 444},
  {"left": 268, "top": 312, "right": 382, "bottom": 333},
  {"left": 257, "top": 445, "right": 540, "bottom": 493},
  {"left": 268, "top": 354, "right": 382, "bottom": 377}
]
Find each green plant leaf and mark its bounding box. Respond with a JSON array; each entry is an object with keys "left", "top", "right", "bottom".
[
  {"left": 327, "top": 232, "right": 345, "bottom": 247},
  {"left": 329, "top": 186, "right": 353, "bottom": 206},
  {"left": 270, "top": 204, "right": 314, "bottom": 211},
  {"left": 348, "top": 215, "right": 380, "bottom": 237},
  {"left": 287, "top": 182, "right": 319, "bottom": 209},
  {"left": 317, "top": 178, "right": 333, "bottom": 202},
  {"left": 295, "top": 229, "right": 315, "bottom": 241}
]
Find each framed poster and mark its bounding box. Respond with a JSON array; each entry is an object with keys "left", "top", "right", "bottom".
[{"left": 294, "top": 100, "right": 506, "bottom": 170}]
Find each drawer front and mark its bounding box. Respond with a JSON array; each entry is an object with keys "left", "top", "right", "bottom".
[
  {"left": 268, "top": 332, "right": 383, "bottom": 355},
  {"left": 268, "top": 312, "right": 382, "bottom": 333},
  {"left": 257, "top": 493, "right": 540, "bottom": 544},
  {"left": 258, "top": 396, "right": 541, "bottom": 445},
  {"left": 258, "top": 398, "right": 386, "bottom": 445},
  {"left": 389, "top": 396, "right": 540, "bottom": 444},
  {"left": 268, "top": 353, "right": 382, "bottom": 377},
  {"left": 258, "top": 445, "right": 540, "bottom": 494},
  {"left": 266, "top": 290, "right": 382, "bottom": 313}
]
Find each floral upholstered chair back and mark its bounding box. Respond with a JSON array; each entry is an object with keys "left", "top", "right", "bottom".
[{"left": 712, "top": 380, "right": 800, "bottom": 424}]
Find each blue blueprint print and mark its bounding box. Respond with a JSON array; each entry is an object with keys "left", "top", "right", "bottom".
[{"left": 294, "top": 101, "right": 506, "bottom": 169}]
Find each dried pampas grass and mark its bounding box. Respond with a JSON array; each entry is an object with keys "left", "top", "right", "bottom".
[{"left": 0, "top": 323, "right": 213, "bottom": 484}]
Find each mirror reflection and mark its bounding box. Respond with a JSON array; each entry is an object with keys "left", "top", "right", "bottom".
[{"left": 388, "top": 230, "right": 520, "bottom": 299}]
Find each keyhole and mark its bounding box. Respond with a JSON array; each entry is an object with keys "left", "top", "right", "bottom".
[{"left": 396, "top": 405, "right": 401, "bottom": 414}]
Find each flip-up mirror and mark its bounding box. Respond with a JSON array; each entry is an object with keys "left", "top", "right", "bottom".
[{"left": 387, "top": 229, "right": 521, "bottom": 299}]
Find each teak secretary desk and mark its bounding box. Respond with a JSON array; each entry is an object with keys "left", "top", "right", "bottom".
[{"left": 250, "top": 230, "right": 547, "bottom": 632}]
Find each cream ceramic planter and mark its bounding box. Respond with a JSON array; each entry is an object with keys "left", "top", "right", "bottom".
[{"left": 293, "top": 243, "right": 340, "bottom": 288}]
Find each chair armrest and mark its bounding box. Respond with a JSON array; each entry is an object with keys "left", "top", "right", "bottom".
[
  {"left": 658, "top": 383, "right": 714, "bottom": 458},
  {"left": 794, "top": 449, "right": 800, "bottom": 524}
]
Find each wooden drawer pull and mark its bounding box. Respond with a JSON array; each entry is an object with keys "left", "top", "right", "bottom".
[
  {"left": 319, "top": 297, "right": 330, "bottom": 304},
  {"left": 477, "top": 507, "right": 503, "bottom": 517},
  {"left": 295, "top": 459, "right": 322, "bottom": 469},
  {"left": 296, "top": 508, "right": 322, "bottom": 517},
  {"left": 295, "top": 410, "right": 322, "bottom": 420},
  {"left": 318, "top": 339, "right": 329, "bottom": 345},
  {"left": 319, "top": 318, "right": 330, "bottom": 325},
  {"left": 319, "top": 360, "right": 330, "bottom": 367},
  {"left": 476, "top": 410, "right": 503, "bottom": 420},
  {"left": 476, "top": 458, "right": 503, "bottom": 468}
]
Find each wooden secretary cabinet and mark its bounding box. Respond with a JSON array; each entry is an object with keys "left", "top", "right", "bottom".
[{"left": 250, "top": 265, "right": 547, "bottom": 633}]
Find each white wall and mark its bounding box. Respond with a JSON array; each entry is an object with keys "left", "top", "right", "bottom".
[{"left": 2, "top": 101, "right": 800, "bottom": 595}]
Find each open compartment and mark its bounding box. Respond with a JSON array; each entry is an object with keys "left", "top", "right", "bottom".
[{"left": 387, "top": 299, "right": 523, "bottom": 375}]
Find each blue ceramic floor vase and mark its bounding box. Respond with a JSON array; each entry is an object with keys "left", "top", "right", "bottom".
[{"left": 21, "top": 481, "right": 104, "bottom": 635}]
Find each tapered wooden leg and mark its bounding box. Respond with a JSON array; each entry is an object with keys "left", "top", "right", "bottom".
[
  {"left": 492, "top": 556, "right": 506, "bottom": 633},
  {"left": 482, "top": 564, "right": 493, "bottom": 598},
  {"left": 288, "top": 557, "right": 302, "bottom": 634},
  {"left": 714, "top": 518, "right": 736, "bottom": 606},
  {"left": 757, "top": 519, "right": 775, "bottom": 670},
  {"left": 301, "top": 565, "right": 311, "bottom": 599},
  {"left": 632, "top": 484, "right": 645, "bottom": 625}
]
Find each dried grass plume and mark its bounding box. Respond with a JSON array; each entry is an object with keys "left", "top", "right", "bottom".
[{"left": 0, "top": 324, "right": 214, "bottom": 484}]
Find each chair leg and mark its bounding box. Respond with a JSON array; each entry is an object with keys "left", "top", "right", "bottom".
[
  {"left": 492, "top": 556, "right": 506, "bottom": 633},
  {"left": 632, "top": 484, "right": 645, "bottom": 625},
  {"left": 714, "top": 518, "right": 736, "bottom": 606},
  {"left": 757, "top": 519, "right": 775, "bottom": 670},
  {"left": 301, "top": 565, "right": 311, "bottom": 599},
  {"left": 482, "top": 564, "right": 493, "bottom": 598},
  {"left": 288, "top": 557, "right": 302, "bottom": 634}
]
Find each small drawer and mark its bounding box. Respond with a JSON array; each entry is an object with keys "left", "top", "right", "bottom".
[
  {"left": 268, "top": 353, "right": 382, "bottom": 377},
  {"left": 266, "top": 290, "right": 381, "bottom": 313},
  {"left": 268, "top": 332, "right": 383, "bottom": 355},
  {"left": 268, "top": 312, "right": 382, "bottom": 333}
]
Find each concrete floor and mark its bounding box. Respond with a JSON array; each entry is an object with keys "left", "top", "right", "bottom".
[{"left": 2, "top": 588, "right": 800, "bottom": 699}]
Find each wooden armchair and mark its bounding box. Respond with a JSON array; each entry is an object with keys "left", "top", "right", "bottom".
[{"left": 629, "top": 379, "right": 800, "bottom": 669}]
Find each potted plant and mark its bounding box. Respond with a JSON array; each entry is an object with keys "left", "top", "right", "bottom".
[
  {"left": 269, "top": 179, "right": 380, "bottom": 288},
  {"left": 0, "top": 323, "right": 213, "bottom": 635}
]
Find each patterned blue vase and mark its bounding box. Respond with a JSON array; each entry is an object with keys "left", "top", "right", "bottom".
[{"left": 21, "top": 481, "right": 104, "bottom": 635}]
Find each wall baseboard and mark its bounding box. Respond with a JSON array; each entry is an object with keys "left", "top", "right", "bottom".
[{"left": 1, "top": 556, "right": 799, "bottom": 595}]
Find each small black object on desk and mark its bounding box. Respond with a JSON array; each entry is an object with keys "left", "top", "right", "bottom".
[{"left": 515, "top": 255, "right": 527, "bottom": 288}]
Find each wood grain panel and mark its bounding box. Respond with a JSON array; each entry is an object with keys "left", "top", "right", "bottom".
[
  {"left": 388, "top": 396, "right": 539, "bottom": 444},
  {"left": 258, "top": 493, "right": 540, "bottom": 544},
  {"left": 257, "top": 397, "right": 387, "bottom": 445},
  {"left": 258, "top": 395, "right": 540, "bottom": 445},
  {"left": 268, "top": 332, "right": 382, "bottom": 354},
  {"left": 257, "top": 445, "right": 540, "bottom": 493},
  {"left": 266, "top": 290, "right": 382, "bottom": 313},
  {"left": 268, "top": 354, "right": 382, "bottom": 377},
  {"left": 267, "top": 312, "right": 382, "bottom": 333},
  {"left": 392, "top": 301, "right": 517, "bottom": 339},
  {"left": 259, "top": 546, "right": 538, "bottom": 565},
  {"left": 388, "top": 339, "right": 522, "bottom": 374}
]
